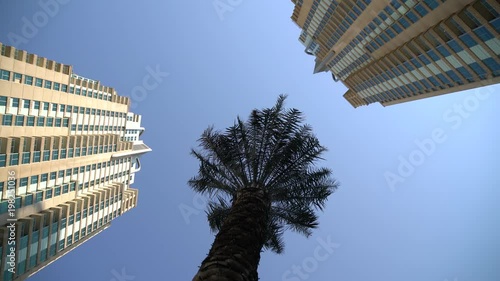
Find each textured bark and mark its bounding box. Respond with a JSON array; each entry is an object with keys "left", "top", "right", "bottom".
[{"left": 192, "top": 187, "right": 270, "bottom": 281}]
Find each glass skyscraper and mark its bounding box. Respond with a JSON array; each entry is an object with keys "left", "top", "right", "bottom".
[
  {"left": 291, "top": 0, "right": 500, "bottom": 107},
  {"left": 0, "top": 42, "right": 151, "bottom": 280}
]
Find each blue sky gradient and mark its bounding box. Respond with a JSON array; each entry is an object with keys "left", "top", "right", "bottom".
[{"left": 0, "top": 1, "right": 498, "bottom": 281}]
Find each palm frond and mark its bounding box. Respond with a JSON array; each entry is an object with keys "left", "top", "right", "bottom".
[
  {"left": 188, "top": 149, "right": 239, "bottom": 196},
  {"left": 206, "top": 196, "right": 233, "bottom": 232},
  {"left": 272, "top": 167, "right": 338, "bottom": 210},
  {"left": 263, "top": 218, "right": 285, "bottom": 254}
]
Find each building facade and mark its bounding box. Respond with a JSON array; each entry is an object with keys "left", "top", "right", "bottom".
[
  {"left": 0, "top": 43, "right": 151, "bottom": 280},
  {"left": 291, "top": 0, "right": 500, "bottom": 107}
]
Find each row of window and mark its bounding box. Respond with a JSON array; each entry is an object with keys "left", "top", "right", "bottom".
[
  {"left": 2, "top": 114, "right": 69, "bottom": 128},
  {"left": 0, "top": 144, "right": 119, "bottom": 167},
  {"left": 356, "top": 54, "right": 485, "bottom": 93},
  {"left": 328, "top": 0, "right": 412, "bottom": 74},
  {"left": 365, "top": 0, "right": 499, "bottom": 56},
  {"left": 0, "top": 182, "right": 77, "bottom": 214},
  {"left": 64, "top": 212, "right": 114, "bottom": 244},
  {"left": 71, "top": 73, "right": 98, "bottom": 85},
  {"left": 122, "top": 136, "right": 138, "bottom": 141},
  {"left": 70, "top": 124, "right": 124, "bottom": 133},
  {"left": 311, "top": 1, "right": 341, "bottom": 38},
  {"left": 2, "top": 158, "right": 129, "bottom": 187},
  {"left": 1, "top": 158, "right": 130, "bottom": 188},
  {"left": 329, "top": 0, "right": 443, "bottom": 78},
  {"left": 2, "top": 135, "right": 118, "bottom": 154},
  {"left": 337, "top": 53, "right": 370, "bottom": 79},
  {"left": 359, "top": 61, "right": 488, "bottom": 101},
  {"left": 354, "top": 27, "right": 497, "bottom": 96},
  {"left": 0, "top": 171, "right": 130, "bottom": 215},
  {"left": 0, "top": 95, "right": 128, "bottom": 119},
  {"left": 361, "top": 67, "right": 478, "bottom": 104},
  {"left": 324, "top": 0, "right": 370, "bottom": 50},
  {"left": 75, "top": 170, "right": 130, "bottom": 191},
  {"left": 353, "top": 10, "right": 500, "bottom": 94},
  {"left": 60, "top": 202, "right": 121, "bottom": 228},
  {"left": 300, "top": 0, "right": 324, "bottom": 40},
  {"left": 366, "top": 0, "right": 444, "bottom": 53},
  {"left": 0, "top": 69, "right": 113, "bottom": 102}
]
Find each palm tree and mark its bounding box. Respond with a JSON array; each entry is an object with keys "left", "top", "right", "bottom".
[{"left": 189, "top": 94, "right": 338, "bottom": 281}]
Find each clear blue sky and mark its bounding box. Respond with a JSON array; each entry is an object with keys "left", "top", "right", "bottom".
[{"left": 1, "top": 1, "right": 499, "bottom": 281}]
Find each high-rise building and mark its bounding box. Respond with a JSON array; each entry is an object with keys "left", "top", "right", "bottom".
[
  {"left": 0, "top": 42, "right": 151, "bottom": 281},
  {"left": 291, "top": 0, "right": 500, "bottom": 107}
]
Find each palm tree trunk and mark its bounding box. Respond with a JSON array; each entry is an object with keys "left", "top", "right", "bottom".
[{"left": 192, "top": 187, "right": 270, "bottom": 281}]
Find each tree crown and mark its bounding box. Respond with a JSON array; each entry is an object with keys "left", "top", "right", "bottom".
[{"left": 189, "top": 94, "right": 338, "bottom": 253}]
